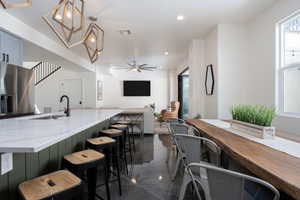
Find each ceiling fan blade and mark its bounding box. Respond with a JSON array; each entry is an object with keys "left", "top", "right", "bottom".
[
  {"left": 111, "top": 67, "right": 130, "bottom": 70},
  {"left": 142, "top": 69, "right": 155, "bottom": 71},
  {"left": 144, "top": 66, "right": 157, "bottom": 69},
  {"left": 140, "top": 67, "right": 157, "bottom": 70},
  {"left": 111, "top": 64, "right": 128, "bottom": 68},
  {"left": 112, "top": 67, "right": 129, "bottom": 69},
  {"left": 138, "top": 64, "right": 148, "bottom": 67},
  {"left": 138, "top": 69, "right": 142, "bottom": 72}
]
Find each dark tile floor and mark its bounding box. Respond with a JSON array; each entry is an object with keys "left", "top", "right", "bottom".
[{"left": 94, "top": 134, "right": 186, "bottom": 200}]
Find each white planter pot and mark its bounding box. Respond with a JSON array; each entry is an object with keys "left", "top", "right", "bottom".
[{"left": 230, "top": 120, "right": 275, "bottom": 139}]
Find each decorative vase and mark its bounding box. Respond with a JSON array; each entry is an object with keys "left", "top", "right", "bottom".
[{"left": 230, "top": 120, "right": 276, "bottom": 139}]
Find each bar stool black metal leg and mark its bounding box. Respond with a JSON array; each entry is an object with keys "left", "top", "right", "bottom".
[
  {"left": 104, "top": 160, "right": 111, "bottom": 200},
  {"left": 121, "top": 133, "right": 128, "bottom": 175},
  {"left": 76, "top": 183, "right": 85, "bottom": 200},
  {"left": 87, "top": 167, "right": 97, "bottom": 200},
  {"left": 131, "top": 125, "right": 136, "bottom": 152},
  {"left": 104, "top": 148, "right": 111, "bottom": 179},
  {"left": 113, "top": 144, "right": 122, "bottom": 196},
  {"left": 126, "top": 128, "right": 133, "bottom": 164}
]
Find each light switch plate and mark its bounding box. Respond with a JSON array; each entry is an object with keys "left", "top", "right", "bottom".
[{"left": 1, "top": 153, "right": 13, "bottom": 175}]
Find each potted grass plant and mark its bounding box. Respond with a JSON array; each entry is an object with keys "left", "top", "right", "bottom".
[{"left": 230, "top": 104, "right": 276, "bottom": 139}]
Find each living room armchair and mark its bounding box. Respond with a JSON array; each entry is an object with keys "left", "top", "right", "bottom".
[{"left": 158, "top": 101, "right": 180, "bottom": 122}]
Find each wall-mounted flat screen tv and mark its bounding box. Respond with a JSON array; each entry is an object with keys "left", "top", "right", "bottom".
[{"left": 123, "top": 81, "right": 151, "bottom": 96}]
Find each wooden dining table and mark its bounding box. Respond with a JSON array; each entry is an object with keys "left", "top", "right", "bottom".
[{"left": 186, "top": 119, "right": 300, "bottom": 200}]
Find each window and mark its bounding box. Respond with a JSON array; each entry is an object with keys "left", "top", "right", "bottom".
[{"left": 277, "top": 13, "right": 300, "bottom": 116}]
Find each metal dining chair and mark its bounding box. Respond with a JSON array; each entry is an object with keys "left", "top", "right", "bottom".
[
  {"left": 165, "top": 118, "right": 187, "bottom": 163},
  {"left": 173, "top": 134, "right": 221, "bottom": 181},
  {"left": 169, "top": 122, "right": 221, "bottom": 180},
  {"left": 167, "top": 122, "right": 191, "bottom": 180},
  {"left": 169, "top": 122, "right": 190, "bottom": 136},
  {"left": 174, "top": 134, "right": 221, "bottom": 166},
  {"left": 179, "top": 162, "right": 280, "bottom": 200},
  {"left": 166, "top": 118, "right": 186, "bottom": 138}
]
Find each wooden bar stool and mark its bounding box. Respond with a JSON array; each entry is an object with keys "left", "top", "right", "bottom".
[
  {"left": 18, "top": 170, "right": 82, "bottom": 200},
  {"left": 62, "top": 149, "right": 110, "bottom": 200},
  {"left": 116, "top": 120, "right": 131, "bottom": 125},
  {"left": 99, "top": 129, "right": 128, "bottom": 174},
  {"left": 116, "top": 120, "right": 136, "bottom": 151},
  {"left": 130, "top": 120, "right": 143, "bottom": 137},
  {"left": 86, "top": 137, "right": 122, "bottom": 196},
  {"left": 111, "top": 124, "right": 133, "bottom": 166}
]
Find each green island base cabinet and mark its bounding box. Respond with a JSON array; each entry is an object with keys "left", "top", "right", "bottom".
[
  {"left": 0, "top": 120, "right": 110, "bottom": 200},
  {"left": 0, "top": 30, "right": 23, "bottom": 66}
]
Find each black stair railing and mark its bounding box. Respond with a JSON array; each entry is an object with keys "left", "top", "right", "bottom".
[{"left": 31, "top": 62, "right": 62, "bottom": 86}]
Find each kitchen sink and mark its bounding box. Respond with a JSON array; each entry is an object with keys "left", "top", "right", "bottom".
[{"left": 31, "top": 114, "right": 66, "bottom": 120}]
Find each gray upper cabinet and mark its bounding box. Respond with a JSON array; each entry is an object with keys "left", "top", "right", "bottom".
[{"left": 0, "top": 31, "right": 23, "bottom": 66}]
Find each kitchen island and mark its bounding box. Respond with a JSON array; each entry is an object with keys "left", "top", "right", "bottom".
[{"left": 0, "top": 109, "right": 122, "bottom": 200}]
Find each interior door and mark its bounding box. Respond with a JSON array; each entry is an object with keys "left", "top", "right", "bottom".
[
  {"left": 59, "top": 79, "right": 83, "bottom": 109},
  {"left": 178, "top": 68, "right": 189, "bottom": 119},
  {"left": 181, "top": 75, "right": 189, "bottom": 118}
]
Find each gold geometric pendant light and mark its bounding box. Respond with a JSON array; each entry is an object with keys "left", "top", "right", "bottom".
[
  {"left": 83, "top": 17, "right": 104, "bottom": 63},
  {"left": 0, "top": 0, "right": 32, "bottom": 9},
  {"left": 42, "top": 0, "right": 85, "bottom": 48}
]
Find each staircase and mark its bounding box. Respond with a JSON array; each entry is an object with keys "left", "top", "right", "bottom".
[{"left": 32, "top": 62, "right": 62, "bottom": 86}]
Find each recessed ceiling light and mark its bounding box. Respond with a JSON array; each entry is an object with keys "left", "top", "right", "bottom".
[
  {"left": 177, "top": 15, "right": 184, "bottom": 21},
  {"left": 164, "top": 52, "right": 169, "bottom": 56}
]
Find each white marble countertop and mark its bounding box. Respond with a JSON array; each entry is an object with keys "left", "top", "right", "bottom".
[{"left": 0, "top": 109, "right": 122, "bottom": 153}]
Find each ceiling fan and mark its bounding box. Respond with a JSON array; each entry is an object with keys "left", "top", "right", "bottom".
[{"left": 111, "top": 60, "right": 157, "bottom": 72}]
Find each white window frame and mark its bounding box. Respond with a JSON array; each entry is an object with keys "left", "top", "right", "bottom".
[{"left": 276, "top": 11, "right": 300, "bottom": 118}]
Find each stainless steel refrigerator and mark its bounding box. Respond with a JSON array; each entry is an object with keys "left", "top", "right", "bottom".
[{"left": 0, "top": 61, "right": 35, "bottom": 118}]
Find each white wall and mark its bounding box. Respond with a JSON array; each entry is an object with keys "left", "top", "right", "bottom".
[
  {"left": 99, "top": 69, "right": 169, "bottom": 112},
  {"left": 175, "top": 25, "right": 248, "bottom": 120},
  {"left": 217, "top": 24, "right": 249, "bottom": 119},
  {"left": 168, "top": 69, "right": 178, "bottom": 102},
  {"left": 200, "top": 0, "right": 300, "bottom": 134},
  {"left": 245, "top": 0, "right": 300, "bottom": 134},
  {"left": 189, "top": 40, "right": 206, "bottom": 118},
  {"left": 173, "top": 40, "right": 206, "bottom": 119},
  {"left": 203, "top": 28, "right": 218, "bottom": 118},
  {"left": 34, "top": 68, "right": 97, "bottom": 112},
  {"left": 173, "top": 0, "right": 300, "bottom": 135}
]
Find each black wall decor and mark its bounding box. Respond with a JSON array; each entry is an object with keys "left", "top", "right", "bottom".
[{"left": 205, "top": 64, "right": 215, "bottom": 95}]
